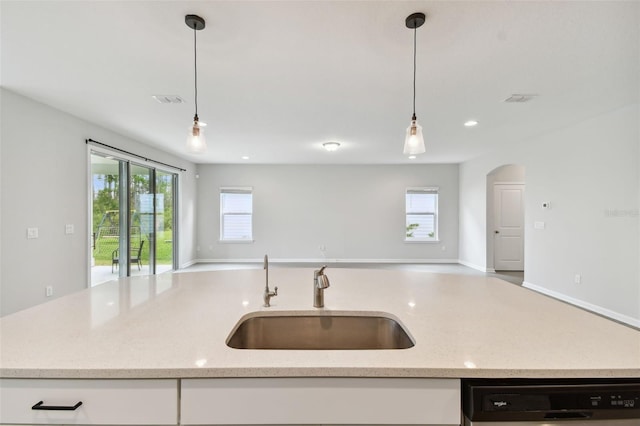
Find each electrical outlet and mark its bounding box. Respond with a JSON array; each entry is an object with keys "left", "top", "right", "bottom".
[
  {"left": 441, "top": 245, "right": 446, "bottom": 251},
  {"left": 27, "top": 227, "right": 39, "bottom": 239},
  {"left": 65, "top": 224, "right": 74, "bottom": 234},
  {"left": 574, "top": 274, "right": 581, "bottom": 284},
  {"left": 45, "top": 286, "right": 53, "bottom": 297}
]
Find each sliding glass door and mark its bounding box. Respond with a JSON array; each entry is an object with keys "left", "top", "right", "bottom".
[
  {"left": 156, "top": 171, "right": 176, "bottom": 274},
  {"left": 91, "top": 153, "right": 124, "bottom": 286},
  {"left": 90, "top": 151, "right": 178, "bottom": 286},
  {"left": 130, "top": 164, "right": 153, "bottom": 277}
]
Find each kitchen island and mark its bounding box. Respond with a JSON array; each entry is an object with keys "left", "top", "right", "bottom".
[
  {"left": 1, "top": 268, "right": 639, "bottom": 425},
  {"left": 1, "top": 267, "right": 639, "bottom": 379}
]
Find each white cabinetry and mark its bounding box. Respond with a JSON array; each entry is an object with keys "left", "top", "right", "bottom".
[
  {"left": 0, "top": 379, "right": 178, "bottom": 425},
  {"left": 181, "top": 378, "right": 461, "bottom": 425},
  {"left": 1, "top": 377, "right": 460, "bottom": 425}
]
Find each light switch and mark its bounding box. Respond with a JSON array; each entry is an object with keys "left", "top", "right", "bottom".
[
  {"left": 534, "top": 221, "right": 545, "bottom": 230},
  {"left": 27, "top": 227, "right": 39, "bottom": 239},
  {"left": 65, "top": 224, "right": 74, "bottom": 234}
]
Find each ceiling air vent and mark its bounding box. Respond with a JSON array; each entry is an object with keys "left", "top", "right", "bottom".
[
  {"left": 503, "top": 94, "right": 538, "bottom": 103},
  {"left": 152, "top": 95, "right": 185, "bottom": 104}
]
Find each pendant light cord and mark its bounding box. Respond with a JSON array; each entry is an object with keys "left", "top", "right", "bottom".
[
  {"left": 412, "top": 25, "right": 417, "bottom": 119},
  {"left": 194, "top": 27, "right": 198, "bottom": 118}
]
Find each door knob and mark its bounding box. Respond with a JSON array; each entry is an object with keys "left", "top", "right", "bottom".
[{"left": 494, "top": 230, "right": 500, "bottom": 234}]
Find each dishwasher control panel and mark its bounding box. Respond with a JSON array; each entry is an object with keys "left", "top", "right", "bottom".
[
  {"left": 607, "top": 394, "right": 637, "bottom": 408},
  {"left": 463, "top": 378, "right": 640, "bottom": 422},
  {"left": 483, "top": 389, "right": 639, "bottom": 411}
]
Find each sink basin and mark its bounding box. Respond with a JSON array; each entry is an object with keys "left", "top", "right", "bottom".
[{"left": 226, "top": 312, "right": 414, "bottom": 350}]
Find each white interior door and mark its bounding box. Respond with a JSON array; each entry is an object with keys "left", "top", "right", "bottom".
[{"left": 493, "top": 183, "right": 525, "bottom": 271}]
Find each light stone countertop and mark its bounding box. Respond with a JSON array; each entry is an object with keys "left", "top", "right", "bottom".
[{"left": 1, "top": 268, "right": 639, "bottom": 379}]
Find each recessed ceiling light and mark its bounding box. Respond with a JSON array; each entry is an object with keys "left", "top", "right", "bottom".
[
  {"left": 323, "top": 142, "right": 340, "bottom": 152},
  {"left": 464, "top": 120, "right": 478, "bottom": 127},
  {"left": 241, "top": 156, "right": 249, "bottom": 160},
  {"left": 408, "top": 155, "right": 416, "bottom": 160}
]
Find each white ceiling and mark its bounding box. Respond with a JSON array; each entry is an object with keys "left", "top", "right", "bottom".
[{"left": 2, "top": 1, "right": 638, "bottom": 165}]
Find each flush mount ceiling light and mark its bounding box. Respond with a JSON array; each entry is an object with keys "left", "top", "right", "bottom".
[
  {"left": 185, "top": 14, "right": 207, "bottom": 154},
  {"left": 464, "top": 120, "right": 479, "bottom": 127},
  {"left": 323, "top": 142, "right": 341, "bottom": 152},
  {"left": 403, "top": 12, "right": 426, "bottom": 156}
]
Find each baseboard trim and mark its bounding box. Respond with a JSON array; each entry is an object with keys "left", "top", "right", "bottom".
[
  {"left": 179, "top": 259, "right": 197, "bottom": 269},
  {"left": 458, "top": 260, "right": 489, "bottom": 272},
  {"left": 195, "top": 258, "right": 460, "bottom": 264},
  {"left": 523, "top": 281, "right": 640, "bottom": 329}
]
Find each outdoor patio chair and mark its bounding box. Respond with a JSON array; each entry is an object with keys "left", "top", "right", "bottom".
[{"left": 112, "top": 240, "right": 144, "bottom": 273}]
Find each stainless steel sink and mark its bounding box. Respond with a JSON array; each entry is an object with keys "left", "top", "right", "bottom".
[{"left": 226, "top": 313, "right": 415, "bottom": 350}]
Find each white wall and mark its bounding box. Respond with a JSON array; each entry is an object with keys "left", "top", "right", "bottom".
[
  {"left": 196, "top": 164, "right": 458, "bottom": 262},
  {"left": 459, "top": 104, "right": 640, "bottom": 324},
  {"left": 179, "top": 167, "right": 198, "bottom": 269},
  {"left": 0, "top": 89, "right": 198, "bottom": 316}
]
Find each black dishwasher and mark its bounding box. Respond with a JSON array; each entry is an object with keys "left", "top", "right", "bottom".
[{"left": 462, "top": 378, "right": 640, "bottom": 425}]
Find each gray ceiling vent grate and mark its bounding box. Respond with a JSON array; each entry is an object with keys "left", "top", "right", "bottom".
[
  {"left": 152, "top": 95, "right": 185, "bottom": 104},
  {"left": 503, "top": 94, "right": 538, "bottom": 103}
]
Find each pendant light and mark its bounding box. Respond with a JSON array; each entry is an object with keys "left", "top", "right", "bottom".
[
  {"left": 403, "top": 12, "right": 426, "bottom": 156},
  {"left": 185, "top": 14, "right": 206, "bottom": 153}
]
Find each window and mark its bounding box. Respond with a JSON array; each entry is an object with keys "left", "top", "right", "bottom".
[
  {"left": 405, "top": 188, "right": 438, "bottom": 241},
  {"left": 220, "top": 188, "right": 253, "bottom": 241}
]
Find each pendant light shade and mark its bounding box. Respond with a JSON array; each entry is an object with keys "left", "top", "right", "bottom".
[
  {"left": 404, "top": 115, "right": 424, "bottom": 155},
  {"left": 185, "top": 14, "right": 207, "bottom": 154},
  {"left": 188, "top": 118, "right": 206, "bottom": 153},
  {"left": 403, "top": 12, "right": 426, "bottom": 156}
]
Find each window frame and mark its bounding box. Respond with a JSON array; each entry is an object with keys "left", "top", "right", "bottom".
[
  {"left": 219, "top": 187, "right": 254, "bottom": 243},
  {"left": 405, "top": 187, "right": 439, "bottom": 243}
]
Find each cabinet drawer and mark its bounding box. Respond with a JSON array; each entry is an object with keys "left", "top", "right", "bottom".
[
  {"left": 0, "top": 379, "right": 177, "bottom": 425},
  {"left": 181, "top": 378, "right": 460, "bottom": 425}
]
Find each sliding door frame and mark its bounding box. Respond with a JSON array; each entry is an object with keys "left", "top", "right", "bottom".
[{"left": 87, "top": 145, "right": 179, "bottom": 287}]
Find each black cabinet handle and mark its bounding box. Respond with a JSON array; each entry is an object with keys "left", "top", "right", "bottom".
[{"left": 32, "top": 401, "right": 83, "bottom": 411}]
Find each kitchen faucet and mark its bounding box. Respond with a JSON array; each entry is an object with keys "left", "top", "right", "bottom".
[
  {"left": 263, "top": 254, "right": 277, "bottom": 307},
  {"left": 313, "top": 265, "right": 330, "bottom": 308}
]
